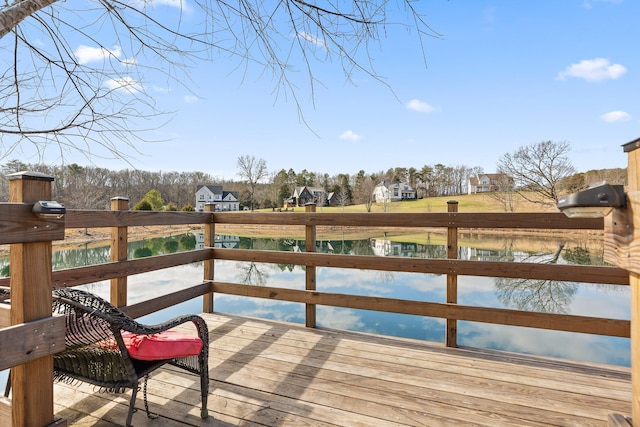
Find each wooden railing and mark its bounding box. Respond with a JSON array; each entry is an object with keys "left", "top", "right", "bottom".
[{"left": 0, "top": 194, "right": 631, "bottom": 426}]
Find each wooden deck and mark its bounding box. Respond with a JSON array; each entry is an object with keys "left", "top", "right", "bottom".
[{"left": 53, "top": 313, "right": 632, "bottom": 426}]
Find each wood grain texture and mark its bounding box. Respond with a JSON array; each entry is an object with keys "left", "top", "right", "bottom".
[
  {"left": 0, "top": 203, "right": 64, "bottom": 244},
  {"left": 0, "top": 316, "right": 65, "bottom": 371},
  {"left": 53, "top": 312, "right": 631, "bottom": 426}
]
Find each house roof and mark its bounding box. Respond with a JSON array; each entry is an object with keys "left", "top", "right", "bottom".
[
  {"left": 293, "top": 186, "right": 326, "bottom": 197},
  {"left": 196, "top": 185, "right": 223, "bottom": 194},
  {"left": 222, "top": 191, "right": 238, "bottom": 200},
  {"left": 376, "top": 181, "right": 415, "bottom": 191}
]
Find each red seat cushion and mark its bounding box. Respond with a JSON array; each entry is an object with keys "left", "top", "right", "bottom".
[{"left": 121, "top": 331, "right": 204, "bottom": 361}]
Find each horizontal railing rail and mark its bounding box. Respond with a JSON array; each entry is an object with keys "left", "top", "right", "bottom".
[{"left": 212, "top": 248, "right": 629, "bottom": 285}]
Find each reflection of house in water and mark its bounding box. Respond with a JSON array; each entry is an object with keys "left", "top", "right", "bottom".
[
  {"left": 283, "top": 239, "right": 339, "bottom": 253},
  {"left": 462, "top": 247, "right": 515, "bottom": 262},
  {"left": 371, "top": 239, "right": 418, "bottom": 257},
  {"left": 195, "top": 233, "right": 240, "bottom": 249}
]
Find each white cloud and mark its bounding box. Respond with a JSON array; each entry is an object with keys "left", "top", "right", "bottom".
[
  {"left": 153, "top": 85, "right": 171, "bottom": 94},
  {"left": 183, "top": 95, "right": 198, "bottom": 103},
  {"left": 144, "top": 0, "right": 191, "bottom": 12},
  {"left": 557, "top": 58, "right": 627, "bottom": 82},
  {"left": 75, "top": 45, "right": 122, "bottom": 65},
  {"left": 339, "top": 130, "right": 362, "bottom": 141},
  {"left": 153, "top": 0, "right": 185, "bottom": 7},
  {"left": 104, "top": 77, "right": 143, "bottom": 94},
  {"left": 298, "top": 32, "right": 326, "bottom": 48},
  {"left": 406, "top": 99, "right": 435, "bottom": 113},
  {"left": 600, "top": 110, "right": 632, "bottom": 123}
]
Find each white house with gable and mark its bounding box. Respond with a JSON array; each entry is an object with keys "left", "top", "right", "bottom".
[
  {"left": 373, "top": 181, "right": 417, "bottom": 203},
  {"left": 467, "top": 174, "right": 514, "bottom": 194},
  {"left": 195, "top": 185, "right": 239, "bottom": 211}
]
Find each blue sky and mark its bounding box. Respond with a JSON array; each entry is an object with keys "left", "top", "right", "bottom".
[{"left": 18, "top": 0, "right": 640, "bottom": 180}]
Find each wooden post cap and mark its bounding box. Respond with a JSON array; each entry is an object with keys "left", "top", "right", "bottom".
[{"left": 6, "top": 171, "right": 54, "bottom": 181}]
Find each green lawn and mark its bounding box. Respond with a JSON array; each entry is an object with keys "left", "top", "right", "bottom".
[{"left": 314, "top": 193, "right": 555, "bottom": 214}]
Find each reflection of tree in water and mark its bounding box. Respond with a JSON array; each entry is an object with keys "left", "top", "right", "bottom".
[
  {"left": 237, "top": 262, "right": 269, "bottom": 286},
  {"left": 53, "top": 244, "right": 111, "bottom": 269},
  {"left": 164, "top": 239, "right": 179, "bottom": 253},
  {"left": 376, "top": 270, "right": 396, "bottom": 284},
  {"left": 133, "top": 247, "right": 153, "bottom": 258},
  {"left": 495, "top": 277, "right": 577, "bottom": 314},
  {"left": 278, "top": 263, "right": 295, "bottom": 272},
  {"left": 495, "top": 243, "right": 577, "bottom": 314},
  {"left": 562, "top": 245, "right": 605, "bottom": 266},
  {"left": 179, "top": 233, "right": 196, "bottom": 251}
]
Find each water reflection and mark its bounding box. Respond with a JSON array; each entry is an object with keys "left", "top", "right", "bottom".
[
  {"left": 237, "top": 262, "right": 269, "bottom": 286},
  {"left": 0, "top": 232, "right": 628, "bottom": 367},
  {"left": 495, "top": 243, "right": 577, "bottom": 313}
]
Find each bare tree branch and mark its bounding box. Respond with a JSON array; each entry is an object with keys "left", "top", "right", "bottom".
[{"left": 0, "top": 1, "right": 440, "bottom": 164}]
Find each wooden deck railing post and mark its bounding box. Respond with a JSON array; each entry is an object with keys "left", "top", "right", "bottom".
[
  {"left": 305, "top": 203, "right": 317, "bottom": 328},
  {"left": 446, "top": 200, "right": 459, "bottom": 347},
  {"left": 616, "top": 139, "right": 640, "bottom": 427},
  {"left": 603, "top": 137, "right": 640, "bottom": 426},
  {"left": 110, "top": 197, "right": 129, "bottom": 307},
  {"left": 203, "top": 203, "right": 216, "bottom": 313},
  {"left": 632, "top": 149, "right": 640, "bottom": 427},
  {"left": 8, "top": 171, "right": 56, "bottom": 426}
]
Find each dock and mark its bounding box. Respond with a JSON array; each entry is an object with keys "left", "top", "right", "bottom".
[{"left": 53, "top": 313, "right": 631, "bottom": 426}]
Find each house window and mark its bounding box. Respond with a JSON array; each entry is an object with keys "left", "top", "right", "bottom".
[{"left": 199, "top": 194, "right": 204, "bottom": 200}]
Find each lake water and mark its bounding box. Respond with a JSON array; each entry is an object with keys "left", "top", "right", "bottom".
[{"left": 0, "top": 232, "right": 630, "bottom": 391}]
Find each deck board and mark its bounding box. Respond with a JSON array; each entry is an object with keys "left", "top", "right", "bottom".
[{"left": 53, "top": 313, "right": 631, "bottom": 426}]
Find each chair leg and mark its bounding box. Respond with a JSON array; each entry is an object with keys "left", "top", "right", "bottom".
[
  {"left": 199, "top": 351, "right": 209, "bottom": 419},
  {"left": 4, "top": 371, "right": 10, "bottom": 398},
  {"left": 126, "top": 384, "right": 139, "bottom": 427},
  {"left": 200, "top": 370, "right": 208, "bottom": 419}
]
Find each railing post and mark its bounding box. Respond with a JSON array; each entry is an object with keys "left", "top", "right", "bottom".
[
  {"left": 203, "top": 203, "right": 216, "bottom": 313},
  {"left": 627, "top": 144, "right": 640, "bottom": 427},
  {"left": 622, "top": 140, "right": 640, "bottom": 427},
  {"left": 305, "top": 203, "right": 317, "bottom": 328},
  {"left": 446, "top": 200, "right": 459, "bottom": 348},
  {"left": 603, "top": 138, "right": 640, "bottom": 426},
  {"left": 110, "top": 197, "right": 129, "bottom": 307},
  {"left": 7, "top": 171, "right": 56, "bottom": 426}
]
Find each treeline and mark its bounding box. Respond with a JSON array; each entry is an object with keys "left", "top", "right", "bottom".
[
  {"left": 0, "top": 160, "right": 487, "bottom": 210},
  {"left": 0, "top": 159, "right": 627, "bottom": 211},
  {"left": 0, "top": 160, "right": 235, "bottom": 210}
]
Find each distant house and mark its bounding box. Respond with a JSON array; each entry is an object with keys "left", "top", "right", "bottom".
[
  {"left": 326, "top": 192, "right": 338, "bottom": 207},
  {"left": 286, "top": 186, "right": 328, "bottom": 207},
  {"left": 373, "top": 181, "right": 417, "bottom": 203},
  {"left": 195, "top": 185, "right": 239, "bottom": 211},
  {"left": 467, "top": 174, "right": 514, "bottom": 194}
]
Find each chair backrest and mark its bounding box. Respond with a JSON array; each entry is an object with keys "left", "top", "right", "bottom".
[{"left": 52, "top": 288, "right": 138, "bottom": 391}]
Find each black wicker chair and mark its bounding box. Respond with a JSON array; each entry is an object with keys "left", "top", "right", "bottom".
[{"left": 51, "top": 288, "right": 209, "bottom": 426}]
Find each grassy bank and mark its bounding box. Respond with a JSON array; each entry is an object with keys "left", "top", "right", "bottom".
[{"left": 310, "top": 192, "right": 557, "bottom": 214}]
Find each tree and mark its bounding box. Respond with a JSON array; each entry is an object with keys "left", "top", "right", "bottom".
[
  {"left": 1, "top": 2, "right": 437, "bottom": 163},
  {"left": 497, "top": 141, "right": 576, "bottom": 205},
  {"left": 142, "top": 189, "right": 164, "bottom": 211},
  {"left": 133, "top": 199, "right": 152, "bottom": 211},
  {"left": 486, "top": 174, "right": 518, "bottom": 212},
  {"left": 353, "top": 172, "right": 377, "bottom": 212},
  {"left": 237, "top": 155, "right": 268, "bottom": 211}
]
